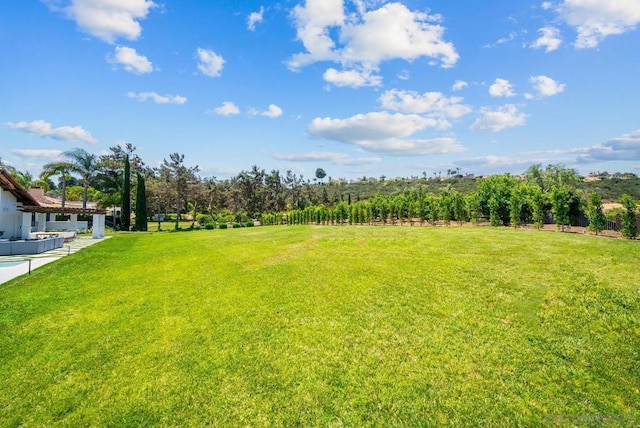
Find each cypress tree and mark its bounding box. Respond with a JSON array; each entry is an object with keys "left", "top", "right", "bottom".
[
  {"left": 121, "top": 154, "right": 131, "bottom": 231},
  {"left": 135, "top": 172, "right": 148, "bottom": 231}
]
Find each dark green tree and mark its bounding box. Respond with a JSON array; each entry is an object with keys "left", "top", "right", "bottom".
[
  {"left": 122, "top": 155, "right": 131, "bottom": 231},
  {"left": 586, "top": 192, "right": 606, "bottom": 235},
  {"left": 620, "top": 194, "right": 638, "bottom": 239},
  {"left": 315, "top": 167, "right": 327, "bottom": 183},
  {"left": 135, "top": 172, "right": 148, "bottom": 231}
]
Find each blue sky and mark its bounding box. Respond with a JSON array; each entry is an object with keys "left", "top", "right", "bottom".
[{"left": 1, "top": 0, "right": 639, "bottom": 181}]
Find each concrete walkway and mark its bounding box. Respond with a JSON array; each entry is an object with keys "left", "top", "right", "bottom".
[{"left": 0, "top": 236, "right": 111, "bottom": 285}]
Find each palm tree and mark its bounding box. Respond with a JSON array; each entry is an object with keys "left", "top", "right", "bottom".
[
  {"left": 63, "top": 148, "right": 98, "bottom": 213},
  {"left": 40, "top": 161, "right": 74, "bottom": 211}
]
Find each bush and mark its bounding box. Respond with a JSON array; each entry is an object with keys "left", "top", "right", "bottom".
[
  {"left": 196, "top": 214, "right": 214, "bottom": 226},
  {"left": 232, "top": 223, "right": 242, "bottom": 228},
  {"left": 205, "top": 222, "right": 215, "bottom": 230},
  {"left": 218, "top": 223, "right": 228, "bottom": 230},
  {"left": 245, "top": 221, "right": 254, "bottom": 227}
]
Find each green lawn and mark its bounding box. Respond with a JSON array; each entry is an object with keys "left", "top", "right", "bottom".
[{"left": 1, "top": 226, "right": 638, "bottom": 426}]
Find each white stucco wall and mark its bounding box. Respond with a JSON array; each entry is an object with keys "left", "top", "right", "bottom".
[{"left": 0, "top": 189, "right": 22, "bottom": 239}]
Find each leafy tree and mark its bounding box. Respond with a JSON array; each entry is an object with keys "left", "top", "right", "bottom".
[
  {"left": 509, "top": 183, "right": 529, "bottom": 228},
  {"left": 529, "top": 186, "right": 546, "bottom": 229},
  {"left": 620, "top": 194, "right": 638, "bottom": 239},
  {"left": 122, "top": 155, "right": 131, "bottom": 231},
  {"left": 586, "top": 192, "right": 606, "bottom": 235},
  {"left": 315, "top": 167, "right": 326, "bottom": 183},
  {"left": 135, "top": 172, "right": 148, "bottom": 231},
  {"left": 451, "top": 191, "right": 467, "bottom": 225},
  {"left": 550, "top": 185, "right": 571, "bottom": 232},
  {"left": 477, "top": 174, "right": 516, "bottom": 226},
  {"left": 465, "top": 192, "right": 481, "bottom": 225}
]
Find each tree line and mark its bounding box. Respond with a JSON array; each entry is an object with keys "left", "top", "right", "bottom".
[{"left": 1, "top": 148, "right": 638, "bottom": 239}]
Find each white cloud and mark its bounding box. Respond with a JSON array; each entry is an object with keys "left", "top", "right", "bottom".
[
  {"left": 323, "top": 68, "right": 382, "bottom": 87},
  {"left": 470, "top": 104, "right": 527, "bottom": 132},
  {"left": 247, "top": 6, "right": 265, "bottom": 31},
  {"left": 127, "top": 92, "right": 187, "bottom": 104},
  {"left": 288, "top": 1, "right": 458, "bottom": 86},
  {"left": 489, "top": 78, "right": 515, "bottom": 97},
  {"left": 273, "top": 151, "right": 381, "bottom": 166},
  {"left": 577, "top": 129, "right": 640, "bottom": 163},
  {"left": 530, "top": 27, "right": 562, "bottom": 52},
  {"left": 452, "top": 80, "right": 468, "bottom": 91},
  {"left": 555, "top": 0, "right": 640, "bottom": 48},
  {"left": 530, "top": 75, "right": 566, "bottom": 97},
  {"left": 541, "top": 2, "right": 553, "bottom": 10},
  {"left": 197, "top": 48, "right": 225, "bottom": 77},
  {"left": 212, "top": 101, "right": 240, "bottom": 116},
  {"left": 11, "top": 149, "right": 64, "bottom": 160},
  {"left": 252, "top": 104, "right": 283, "bottom": 119},
  {"left": 308, "top": 111, "right": 464, "bottom": 156},
  {"left": 5, "top": 120, "right": 98, "bottom": 145},
  {"left": 108, "top": 46, "right": 153, "bottom": 74},
  {"left": 484, "top": 32, "right": 518, "bottom": 48},
  {"left": 378, "top": 89, "right": 472, "bottom": 128},
  {"left": 45, "top": 0, "right": 156, "bottom": 43}
]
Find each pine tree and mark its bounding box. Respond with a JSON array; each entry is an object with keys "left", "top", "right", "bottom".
[{"left": 135, "top": 172, "right": 148, "bottom": 231}]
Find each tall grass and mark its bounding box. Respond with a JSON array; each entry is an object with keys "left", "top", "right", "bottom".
[{"left": 1, "top": 226, "right": 638, "bottom": 425}]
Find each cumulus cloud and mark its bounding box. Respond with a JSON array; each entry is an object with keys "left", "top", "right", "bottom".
[
  {"left": 470, "top": 104, "right": 527, "bottom": 132},
  {"left": 554, "top": 0, "right": 640, "bottom": 48},
  {"left": 212, "top": 101, "right": 240, "bottom": 116},
  {"left": 127, "top": 92, "right": 187, "bottom": 104},
  {"left": 529, "top": 75, "right": 566, "bottom": 97},
  {"left": 489, "top": 78, "right": 515, "bottom": 97},
  {"left": 378, "top": 89, "right": 472, "bottom": 128},
  {"left": 323, "top": 68, "right": 382, "bottom": 87},
  {"left": 577, "top": 129, "right": 640, "bottom": 163},
  {"left": 11, "top": 149, "right": 64, "bottom": 160},
  {"left": 5, "top": 120, "right": 98, "bottom": 145},
  {"left": 273, "top": 151, "right": 381, "bottom": 166},
  {"left": 530, "top": 27, "right": 562, "bottom": 52},
  {"left": 452, "top": 80, "right": 468, "bottom": 91},
  {"left": 108, "top": 46, "right": 153, "bottom": 74},
  {"left": 308, "top": 111, "right": 464, "bottom": 156},
  {"left": 250, "top": 104, "right": 283, "bottom": 119},
  {"left": 44, "top": 0, "right": 156, "bottom": 43},
  {"left": 197, "top": 48, "right": 225, "bottom": 77},
  {"left": 289, "top": 1, "right": 458, "bottom": 87},
  {"left": 247, "top": 6, "right": 265, "bottom": 31}
]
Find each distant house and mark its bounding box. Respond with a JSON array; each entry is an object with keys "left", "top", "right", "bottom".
[{"left": 0, "top": 168, "right": 106, "bottom": 244}]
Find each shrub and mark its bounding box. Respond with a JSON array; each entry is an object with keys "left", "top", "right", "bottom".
[
  {"left": 232, "top": 223, "right": 242, "bottom": 228},
  {"left": 196, "top": 214, "right": 214, "bottom": 226},
  {"left": 245, "top": 221, "right": 254, "bottom": 227},
  {"left": 205, "top": 222, "right": 215, "bottom": 230},
  {"left": 218, "top": 223, "right": 228, "bottom": 230}
]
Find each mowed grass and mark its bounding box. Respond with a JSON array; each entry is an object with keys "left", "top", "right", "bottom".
[{"left": 1, "top": 226, "right": 639, "bottom": 426}]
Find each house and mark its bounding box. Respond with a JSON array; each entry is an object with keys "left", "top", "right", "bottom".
[{"left": 0, "top": 168, "right": 107, "bottom": 254}]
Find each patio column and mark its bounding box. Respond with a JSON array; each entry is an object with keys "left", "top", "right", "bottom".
[
  {"left": 21, "top": 212, "right": 31, "bottom": 239},
  {"left": 70, "top": 214, "right": 78, "bottom": 231},
  {"left": 37, "top": 213, "right": 47, "bottom": 232},
  {"left": 92, "top": 214, "right": 105, "bottom": 239}
]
